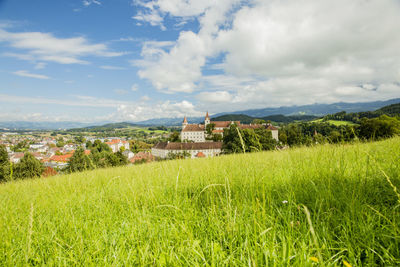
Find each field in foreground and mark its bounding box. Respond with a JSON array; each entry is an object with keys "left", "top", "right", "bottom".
[{"left": 1, "top": 139, "right": 400, "bottom": 266}]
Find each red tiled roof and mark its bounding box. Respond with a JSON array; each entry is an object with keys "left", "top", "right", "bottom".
[
  {"left": 196, "top": 152, "right": 206, "bottom": 157},
  {"left": 182, "top": 124, "right": 205, "bottom": 132},
  {"left": 266, "top": 125, "right": 278, "bottom": 130},
  {"left": 211, "top": 121, "right": 231, "bottom": 127},
  {"left": 50, "top": 150, "right": 90, "bottom": 162},
  {"left": 212, "top": 129, "right": 224, "bottom": 133},
  {"left": 50, "top": 153, "right": 73, "bottom": 162}
]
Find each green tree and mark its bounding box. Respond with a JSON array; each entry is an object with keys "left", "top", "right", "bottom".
[
  {"left": 359, "top": 115, "right": 400, "bottom": 140},
  {"left": 329, "top": 130, "right": 342, "bottom": 143},
  {"left": 115, "top": 151, "right": 128, "bottom": 166},
  {"left": 206, "top": 123, "right": 216, "bottom": 135},
  {"left": 13, "top": 153, "right": 44, "bottom": 179},
  {"left": 242, "top": 129, "right": 262, "bottom": 152},
  {"left": 168, "top": 131, "right": 181, "bottom": 142},
  {"left": 222, "top": 124, "right": 244, "bottom": 153},
  {"left": 0, "top": 145, "right": 10, "bottom": 182},
  {"left": 252, "top": 119, "right": 266, "bottom": 124},
  {"left": 66, "top": 148, "right": 94, "bottom": 173},
  {"left": 91, "top": 140, "right": 111, "bottom": 153},
  {"left": 255, "top": 128, "right": 277, "bottom": 150},
  {"left": 74, "top": 135, "right": 86, "bottom": 144},
  {"left": 56, "top": 137, "right": 65, "bottom": 148}
]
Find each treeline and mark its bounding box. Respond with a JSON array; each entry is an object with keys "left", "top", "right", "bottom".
[
  {"left": 280, "top": 115, "right": 400, "bottom": 146},
  {"left": 212, "top": 114, "right": 318, "bottom": 124},
  {"left": 221, "top": 115, "right": 400, "bottom": 153},
  {"left": 323, "top": 103, "right": 400, "bottom": 123}
]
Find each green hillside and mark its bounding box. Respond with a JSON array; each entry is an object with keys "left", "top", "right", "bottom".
[
  {"left": 378, "top": 103, "right": 400, "bottom": 115},
  {"left": 1, "top": 138, "right": 400, "bottom": 265},
  {"left": 212, "top": 114, "right": 318, "bottom": 123}
]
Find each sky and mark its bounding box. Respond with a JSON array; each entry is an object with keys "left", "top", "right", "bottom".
[{"left": 0, "top": 0, "right": 399, "bottom": 123}]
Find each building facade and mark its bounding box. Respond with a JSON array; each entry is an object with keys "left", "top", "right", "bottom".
[{"left": 152, "top": 142, "right": 222, "bottom": 158}]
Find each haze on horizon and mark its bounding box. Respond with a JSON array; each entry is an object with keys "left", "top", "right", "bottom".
[{"left": 0, "top": 0, "right": 399, "bottom": 123}]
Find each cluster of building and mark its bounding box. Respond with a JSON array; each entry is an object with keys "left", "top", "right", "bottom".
[
  {"left": 0, "top": 134, "right": 134, "bottom": 169},
  {"left": 152, "top": 112, "right": 279, "bottom": 159}
]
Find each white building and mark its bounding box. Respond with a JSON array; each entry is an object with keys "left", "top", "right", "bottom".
[
  {"left": 105, "top": 139, "right": 130, "bottom": 153},
  {"left": 152, "top": 142, "right": 222, "bottom": 158},
  {"left": 180, "top": 117, "right": 206, "bottom": 142}
]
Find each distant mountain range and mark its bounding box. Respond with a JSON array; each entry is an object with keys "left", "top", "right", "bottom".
[
  {"left": 213, "top": 98, "right": 400, "bottom": 118},
  {"left": 1, "top": 98, "right": 399, "bottom": 130},
  {"left": 136, "top": 98, "right": 400, "bottom": 126},
  {"left": 0, "top": 121, "right": 96, "bottom": 131}
]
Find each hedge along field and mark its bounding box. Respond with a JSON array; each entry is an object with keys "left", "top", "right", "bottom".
[{"left": 0, "top": 138, "right": 399, "bottom": 266}]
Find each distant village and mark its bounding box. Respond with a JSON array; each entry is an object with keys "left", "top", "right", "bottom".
[{"left": 0, "top": 112, "right": 280, "bottom": 175}]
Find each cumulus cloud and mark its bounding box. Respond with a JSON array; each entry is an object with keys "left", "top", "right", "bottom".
[
  {"left": 0, "top": 28, "right": 123, "bottom": 65},
  {"left": 13, "top": 70, "right": 50, "bottom": 80},
  {"left": 196, "top": 91, "right": 232, "bottom": 103},
  {"left": 115, "top": 100, "right": 202, "bottom": 121},
  {"left": 134, "top": 0, "right": 400, "bottom": 109}
]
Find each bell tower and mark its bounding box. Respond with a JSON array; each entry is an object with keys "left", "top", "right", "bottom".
[
  {"left": 182, "top": 116, "right": 188, "bottom": 129},
  {"left": 205, "top": 111, "right": 210, "bottom": 127}
]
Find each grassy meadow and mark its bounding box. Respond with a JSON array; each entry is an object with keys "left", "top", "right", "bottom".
[
  {"left": 1, "top": 138, "right": 400, "bottom": 266},
  {"left": 312, "top": 119, "right": 358, "bottom": 126}
]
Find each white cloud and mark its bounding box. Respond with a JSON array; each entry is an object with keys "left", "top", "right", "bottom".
[
  {"left": 0, "top": 94, "right": 202, "bottom": 122},
  {"left": 134, "top": 0, "right": 400, "bottom": 109},
  {"left": 196, "top": 91, "right": 232, "bottom": 103},
  {"left": 100, "top": 65, "right": 126, "bottom": 70},
  {"left": 34, "top": 62, "right": 46, "bottom": 69},
  {"left": 115, "top": 100, "right": 202, "bottom": 121},
  {"left": 13, "top": 70, "right": 50, "bottom": 80},
  {"left": 0, "top": 28, "right": 123, "bottom": 65},
  {"left": 83, "top": 0, "right": 101, "bottom": 7}
]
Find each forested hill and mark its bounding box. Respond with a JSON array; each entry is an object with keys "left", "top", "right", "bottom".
[
  {"left": 212, "top": 114, "right": 318, "bottom": 123},
  {"left": 322, "top": 102, "right": 400, "bottom": 123},
  {"left": 378, "top": 103, "right": 400, "bottom": 115}
]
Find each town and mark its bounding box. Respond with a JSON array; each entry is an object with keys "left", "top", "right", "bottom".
[{"left": 0, "top": 112, "right": 281, "bottom": 177}]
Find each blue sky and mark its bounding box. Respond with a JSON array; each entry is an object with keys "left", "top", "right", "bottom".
[{"left": 0, "top": 0, "right": 399, "bottom": 122}]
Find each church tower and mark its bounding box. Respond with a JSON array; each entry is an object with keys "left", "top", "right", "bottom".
[
  {"left": 204, "top": 111, "right": 210, "bottom": 127},
  {"left": 182, "top": 116, "right": 188, "bottom": 129}
]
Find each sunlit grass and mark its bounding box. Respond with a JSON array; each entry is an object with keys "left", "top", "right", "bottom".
[
  {"left": 312, "top": 119, "right": 358, "bottom": 126},
  {"left": 1, "top": 138, "right": 399, "bottom": 265}
]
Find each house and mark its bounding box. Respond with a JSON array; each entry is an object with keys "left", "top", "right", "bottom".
[
  {"left": 152, "top": 142, "right": 222, "bottom": 159},
  {"left": 105, "top": 139, "right": 130, "bottom": 153},
  {"left": 180, "top": 117, "right": 206, "bottom": 142}
]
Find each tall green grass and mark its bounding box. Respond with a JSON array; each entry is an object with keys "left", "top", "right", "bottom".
[{"left": 1, "top": 138, "right": 399, "bottom": 266}]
